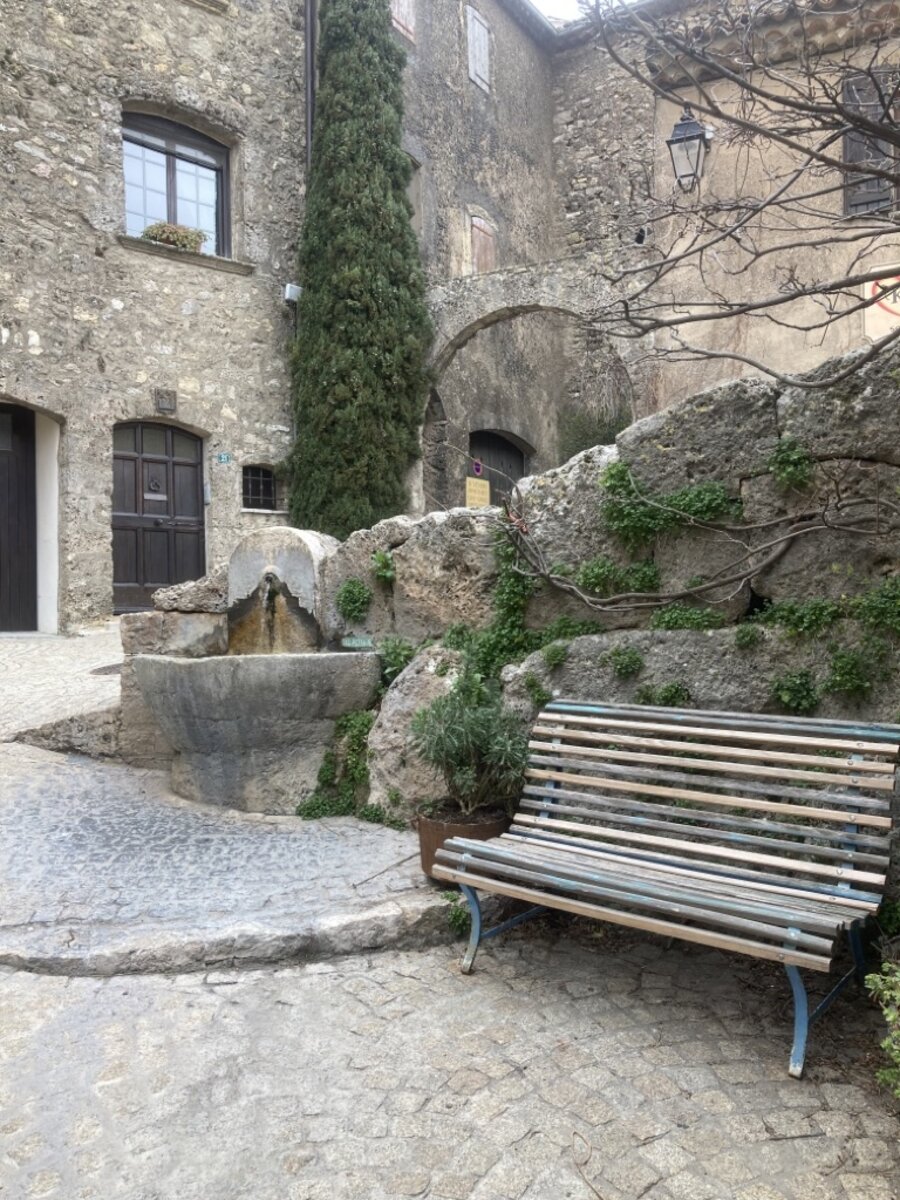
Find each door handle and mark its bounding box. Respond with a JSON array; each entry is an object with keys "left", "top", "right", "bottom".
[{"left": 153, "top": 518, "right": 166, "bottom": 527}]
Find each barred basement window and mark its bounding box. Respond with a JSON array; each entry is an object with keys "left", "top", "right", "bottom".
[
  {"left": 242, "top": 465, "right": 277, "bottom": 510},
  {"left": 843, "top": 72, "right": 899, "bottom": 216}
]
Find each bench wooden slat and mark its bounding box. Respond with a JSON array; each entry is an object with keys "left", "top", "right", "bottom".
[
  {"left": 525, "top": 767, "right": 893, "bottom": 828},
  {"left": 529, "top": 738, "right": 897, "bottom": 791},
  {"left": 512, "top": 812, "right": 888, "bottom": 885},
  {"left": 518, "top": 798, "right": 890, "bottom": 868},
  {"left": 542, "top": 711, "right": 900, "bottom": 756},
  {"left": 500, "top": 829, "right": 883, "bottom": 911},
  {"left": 528, "top": 752, "right": 893, "bottom": 811},
  {"left": 547, "top": 701, "right": 900, "bottom": 749},
  {"left": 433, "top": 865, "right": 834, "bottom": 971},
  {"left": 500, "top": 833, "right": 877, "bottom": 920},
  {"left": 533, "top": 724, "right": 898, "bottom": 774},
  {"left": 522, "top": 785, "right": 890, "bottom": 852},
  {"left": 440, "top": 838, "right": 842, "bottom": 942}
]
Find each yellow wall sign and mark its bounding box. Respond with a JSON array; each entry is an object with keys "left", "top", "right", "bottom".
[{"left": 465, "top": 476, "right": 492, "bottom": 508}]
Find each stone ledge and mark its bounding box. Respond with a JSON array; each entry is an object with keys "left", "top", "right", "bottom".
[
  {"left": 116, "top": 235, "right": 255, "bottom": 276},
  {"left": 179, "top": 0, "right": 229, "bottom": 13}
]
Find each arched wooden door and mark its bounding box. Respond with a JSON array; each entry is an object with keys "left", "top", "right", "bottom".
[
  {"left": 112, "top": 422, "right": 205, "bottom": 612},
  {"left": 0, "top": 404, "right": 37, "bottom": 631},
  {"left": 468, "top": 430, "right": 527, "bottom": 506}
]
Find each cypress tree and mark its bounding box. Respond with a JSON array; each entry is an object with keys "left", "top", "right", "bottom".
[{"left": 288, "top": 0, "right": 433, "bottom": 539}]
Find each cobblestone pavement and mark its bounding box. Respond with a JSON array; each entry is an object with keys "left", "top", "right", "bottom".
[
  {"left": 0, "top": 743, "right": 442, "bottom": 974},
  {"left": 0, "top": 627, "right": 123, "bottom": 740},
  {"left": 1, "top": 930, "right": 897, "bottom": 1200}
]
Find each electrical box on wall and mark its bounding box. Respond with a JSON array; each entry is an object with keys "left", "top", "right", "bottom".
[{"left": 283, "top": 283, "right": 303, "bottom": 304}]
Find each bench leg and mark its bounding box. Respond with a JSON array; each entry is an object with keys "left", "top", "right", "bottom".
[
  {"left": 785, "top": 964, "right": 809, "bottom": 1080},
  {"left": 459, "top": 885, "right": 482, "bottom": 975},
  {"left": 848, "top": 922, "right": 866, "bottom": 988}
]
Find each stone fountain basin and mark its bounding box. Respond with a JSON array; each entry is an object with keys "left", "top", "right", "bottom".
[{"left": 134, "top": 652, "right": 381, "bottom": 814}]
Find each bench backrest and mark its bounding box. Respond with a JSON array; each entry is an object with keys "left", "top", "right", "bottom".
[{"left": 522, "top": 701, "right": 899, "bottom": 908}]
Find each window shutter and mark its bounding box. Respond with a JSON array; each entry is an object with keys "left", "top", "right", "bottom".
[
  {"left": 844, "top": 73, "right": 895, "bottom": 215},
  {"left": 471, "top": 216, "right": 497, "bottom": 273},
  {"left": 466, "top": 6, "right": 491, "bottom": 93},
  {"left": 391, "top": 0, "right": 415, "bottom": 39}
]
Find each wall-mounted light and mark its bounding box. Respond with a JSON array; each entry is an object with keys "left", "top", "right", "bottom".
[{"left": 666, "top": 106, "right": 714, "bottom": 192}]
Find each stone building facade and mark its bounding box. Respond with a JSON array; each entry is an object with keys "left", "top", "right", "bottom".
[{"left": 5, "top": 0, "right": 877, "bottom": 633}]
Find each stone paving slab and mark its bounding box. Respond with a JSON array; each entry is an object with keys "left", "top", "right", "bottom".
[
  {"left": 0, "top": 743, "right": 448, "bottom": 975},
  {"left": 1, "top": 933, "right": 897, "bottom": 1200},
  {"left": 0, "top": 627, "right": 123, "bottom": 740}
]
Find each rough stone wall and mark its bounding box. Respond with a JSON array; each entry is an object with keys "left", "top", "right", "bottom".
[
  {"left": 402, "top": 0, "right": 563, "bottom": 281},
  {"left": 0, "top": 0, "right": 304, "bottom": 629}
]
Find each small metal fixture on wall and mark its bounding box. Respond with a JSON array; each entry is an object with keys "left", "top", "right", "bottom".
[{"left": 666, "top": 106, "right": 714, "bottom": 192}]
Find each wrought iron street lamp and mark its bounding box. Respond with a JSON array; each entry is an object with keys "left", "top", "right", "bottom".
[{"left": 667, "top": 105, "right": 713, "bottom": 192}]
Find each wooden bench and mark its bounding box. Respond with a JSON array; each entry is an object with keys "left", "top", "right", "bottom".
[{"left": 432, "top": 701, "right": 899, "bottom": 1077}]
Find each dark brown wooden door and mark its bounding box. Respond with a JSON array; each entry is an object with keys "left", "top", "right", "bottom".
[
  {"left": 468, "top": 430, "right": 526, "bottom": 505},
  {"left": 112, "top": 423, "right": 205, "bottom": 612},
  {"left": 0, "top": 404, "right": 37, "bottom": 631}
]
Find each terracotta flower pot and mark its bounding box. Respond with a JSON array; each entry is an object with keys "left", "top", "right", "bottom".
[{"left": 415, "top": 811, "right": 510, "bottom": 880}]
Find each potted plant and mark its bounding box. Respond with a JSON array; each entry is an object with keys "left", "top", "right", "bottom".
[
  {"left": 140, "top": 222, "right": 207, "bottom": 254},
  {"left": 409, "top": 664, "right": 528, "bottom": 879}
]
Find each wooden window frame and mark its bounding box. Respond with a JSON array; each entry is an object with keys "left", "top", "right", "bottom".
[
  {"left": 466, "top": 6, "right": 491, "bottom": 94},
  {"left": 470, "top": 214, "right": 497, "bottom": 273},
  {"left": 122, "top": 113, "right": 231, "bottom": 256},
  {"left": 843, "top": 71, "right": 899, "bottom": 218}
]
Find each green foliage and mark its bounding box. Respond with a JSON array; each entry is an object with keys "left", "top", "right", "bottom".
[
  {"left": 297, "top": 710, "right": 381, "bottom": 821},
  {"left": 770, "top": 670, "right": 820, "bottom": 714},
  {"left": 410, "top": 664, "right": 528, "bottom": 817},
  {"left": 608, "top": 645, "right": 645, "bottom": 678},
  {"left": 825, "top": 639, "right": 893, "bottom": 702},
  {"left": 523, "top": 672, "right": 552, "bottom": 709},
  {"left": 557, "top": 407, "right": 630, "bottom": 464},
  {"left": 541, "top": 641, "right": 569, "bottom": 670},
  {"left": 371, "top": 549, "right": 396, "bottom": 585},
  {"left": 287, "top": 0, "right": 432, "bottom": 538},
  {"left": 734, "top": 623, "right": 763, "bottom": 650},
  {"left": 600, "top": 462, "right": 739, "bottom": 550},
  {"left": 378, "top": 636, "right": 416, "bottom": 686},
  {"left": 755, "top": 598, "right": 843, "bottom": 638},
  {"left": 849, "top": 576, "right": 900, "bottom": 637},
  {"left": 441, "top": 890, "right": 472, "bottom": 938},
  {"left": 140, "top": 221, "right": 206, "bottom": 252},
  {"left": 650, "top": 603, "right": 725, "bottom": 631},
  {"left": 574, "top": 556, "right": 660, "bottom": 597},
  {"left": 768, "top": 437, "right": 814, "bottom": 489},
  {"left": 878, "top": 899, "right": 900, "bottom": 938},
  {"left": 635, "top": 681, "right": 692, "bottom": 707},
  {"left": 866, "top": 961, "right": 900, "bottom": 1099},
  {"left": 336, "top": 577, "right": 373, "bottom": 623}
]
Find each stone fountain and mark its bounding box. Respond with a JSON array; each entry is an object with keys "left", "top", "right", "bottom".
[{"left": 133, "top": 528, "right": 381, "bottom": 814}]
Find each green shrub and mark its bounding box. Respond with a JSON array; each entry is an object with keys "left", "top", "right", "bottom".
[
  {"left": 866, "top": 961, "right": 900, "bottom": 1099},
  {"left": 650, "top": 603, "right": 725, "bottom": 631},
  {"left": 609, "top": 645, "right": 645, "bottom": 678},
  {"left": 734, "top": 624, "right": 763, "bottom": 650},
  {"left": 371, "top": 549, "right": 396, "bottom": 585},
  {"left": 768, "top": 437, "right": 814, "bottom": 489},
  {"left": 140, "top": 221, "right": 206, "bottom": 253},
  {"left": 441, "top": 890, "right": 472, "bottom": 937},
  {"left": 410, "top": 665, "right": 528, "bottom": 817},
  {"left": 297, "top": 710, "right": 382, "bottom": 821},
  {"left": 878, "top": 899, "right": 900, "bottom": 938},
  {"left": 635, "top": 681, "right": 692, "bottom": 707},
  {"left": 541, "top": 641, "right": 569, "bottom": 670},
  {"left": 850, "top": 577, "right": 900, "bottom": 637},
  {"left": 336, "top": 577, "right": 373, "bottom": 623},
  {"left": 770, "top": 670, "right": 820, "bottom": 714},
  {"left": 756, "top": 598, "right": 843, "bottom": 638},
  {"left": 574, "top": 556, "right": 660, "bottom": 597},
  {"left": 600, "top": 462, "right": 739, "bottom": 550},
  {"left": 523, "top": 672, "right": 552, "bottom": 709},
  {"left": 825, "top": 639, "right": 893, "bottom": 702},
  {"left": 378, "top": 636, "right": 416, "bottom": 686}
]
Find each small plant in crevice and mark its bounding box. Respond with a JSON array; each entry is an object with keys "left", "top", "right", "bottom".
[
  {"left": 824, "top": 638, "right": 893, "bottom": 702},
  {"left": 608, "top": 645, "right": 645, "bottom": 678},
  {"left": 378, "top": 636, "right": 417, "bottom": 687},
  {"left": 523, "top": 672, "right": 552, "bottom": 709},
  {"left": 336, "top": 577, "right": 373, "bottom": 623},
  {"left": 850, "top": 576, "right": 900, "bottom": 638},
  {"left": 768, "top": 437, "right": 814, "bottom": 490},
  {"left": 734, "top": 623, "right": 763, "bottom": 650},
  {"left": 541, "top": 641, "right": 569, "bottom": 670},
  {"left": 754, "top": 598, "right": 843, "bottom": 638},
  {"left": 297, "top": 710, "right": 403, "bottom": 828},
  {"left": 574, "top": 556, "right": 660, "bottom": 597},
  {"left": 866, "top": 961, "right": 900, "bottom": 1100},
  {"left": 635, "top": 681, "right": 692, "bottom": 707},
  {"left": 600, "top": 461, "right": 740, "bottom": 551},
  {"left": 441, "top": 890, "right": 472, "bottom": 938},
  {"left": 650, "top": 603, "right": 725, "bottom": 631},
  {"left": 878, "top": 899, "right": 900, "bottom": 939},
  {"left": 770, "top": 670, "right": 820, "bottom": 715},
  {"left": 371, "top": 549, "right": 396, "bottom": 585}
]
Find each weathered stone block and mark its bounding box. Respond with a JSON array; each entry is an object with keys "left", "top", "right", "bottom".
[
  {"left": 152, "top": 563, "right": 229, "bottom": 614},
  {"left": 227, "top": 527, "right": 339, "bottom": 615},
  {"left": 120, "top": 611, "right": 228, "bottom": 658}
]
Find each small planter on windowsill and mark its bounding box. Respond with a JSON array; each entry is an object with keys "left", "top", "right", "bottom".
[{"left": 140, "top": 222, "right": 207, "bottom": 254}]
